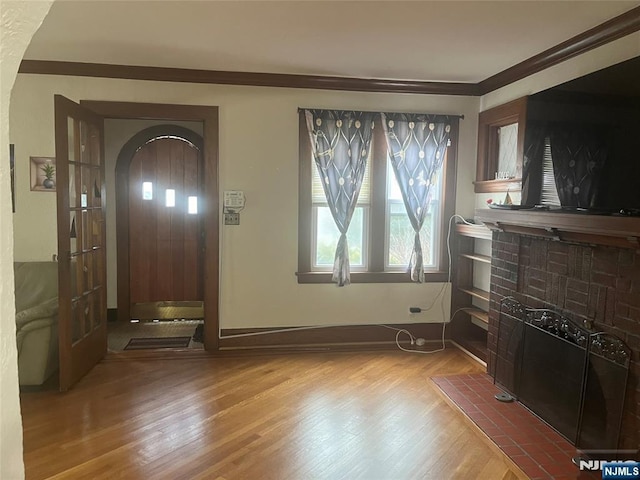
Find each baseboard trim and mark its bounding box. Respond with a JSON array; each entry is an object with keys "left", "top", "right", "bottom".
[
  {"left": 104, "top": 337, "right": 454, "bottom": 359},
  {"left": 450, "top": 340, "right": 487, "bottom": 368},
  {"left": 218, "top": 323, "right": 448, "bottom": 350}
]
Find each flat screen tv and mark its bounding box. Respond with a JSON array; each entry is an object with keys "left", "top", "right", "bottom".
[{"left": 522, "top": 56, "right": 640, "bottom": 214}]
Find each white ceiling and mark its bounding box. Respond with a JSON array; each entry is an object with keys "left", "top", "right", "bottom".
[{"left": 24, "top": 1, "right": 640, "bottom": 83}]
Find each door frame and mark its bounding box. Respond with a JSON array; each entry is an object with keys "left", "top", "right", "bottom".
[
  {"left": 115, "top": 125, "right": 205, "bottom": 322},
  {"left": 81, "top": 101, "right": 219, "bottom": 351}
]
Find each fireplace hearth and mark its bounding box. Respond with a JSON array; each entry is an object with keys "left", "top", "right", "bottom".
[{"left": 494, "top": 298, "right": 630, "bottom": 449}]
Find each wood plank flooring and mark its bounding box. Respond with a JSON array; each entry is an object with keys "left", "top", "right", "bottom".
[{"left": 21, "top": 348, "right": 526, "bottom": 480}]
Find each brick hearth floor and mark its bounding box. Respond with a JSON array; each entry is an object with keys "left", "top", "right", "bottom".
[{"left": 431, "top": 373, "right": 600, "bottom": 480}]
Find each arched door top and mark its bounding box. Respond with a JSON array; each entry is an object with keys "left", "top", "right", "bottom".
[{"left": 116, "top": 124, "right": 203, "bottom": 174}]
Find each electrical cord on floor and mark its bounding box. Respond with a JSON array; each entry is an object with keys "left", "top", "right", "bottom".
[
  {"left": 383, "top": 214, "right": 479, "bottom": 354},
  {"left": 380, "top": 324, "right": 446, "bottom": 354}
]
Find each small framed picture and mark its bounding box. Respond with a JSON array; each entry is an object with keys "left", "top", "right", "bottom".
[{"left": 30, "top": 156, "right": 56, "bottom": 192}]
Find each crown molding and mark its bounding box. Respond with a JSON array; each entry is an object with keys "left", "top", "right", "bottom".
[
  {"left": 18, "top": 60, "right": 478, "bottom": 96},
  {"left": 18, "top": 6, "right": 640, "bottom": 97},
  {"left": 478, "top": 5, "right": 640, "bottom": 95}
]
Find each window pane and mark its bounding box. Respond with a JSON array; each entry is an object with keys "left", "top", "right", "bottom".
[
  {"left": 386, "top": 159, "right": 442, "bottom": 270},
  {"left": 387, "top": 162, "right": 403, "bottom": 201},
  {"left": 165, "top": 189, "right": 176, "bottom": 207},
  {"left": 387, "top": 203, "right": 435, "bottom": 268},
  {"left": 188, "top": 196, "right": 198, "bottom": 214},
  {"left": 314, "top": 206, "right": 365, "bottom": 268},
  {"left": 497, "top": 123, "right": 518, "bottom": 179},
  {"left": 142, "top": 181, "right": 153, "bottom": 200},
  {"left": 312, "top": 152, "right": 371, "bottom": 205}
]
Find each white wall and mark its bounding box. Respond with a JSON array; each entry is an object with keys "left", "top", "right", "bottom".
[
  {"left": 10, "top": 75, "right": 480, "bottom": 328},
  {"left": 1, "top": 2, "right": 54, "bottom": 478},
  {"left": 103, "top": 119, "right": 203, "bottom": 307}
]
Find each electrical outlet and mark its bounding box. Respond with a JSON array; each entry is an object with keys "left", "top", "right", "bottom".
[{"left": 224, "top": 213, "right": 240, "bottom": 225}]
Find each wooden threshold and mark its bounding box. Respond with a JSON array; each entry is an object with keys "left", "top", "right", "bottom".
[{"left": 130, "top": 301, "right": 204, "bottom": 320}]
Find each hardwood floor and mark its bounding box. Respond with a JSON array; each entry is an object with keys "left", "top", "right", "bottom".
[{"left": 21, "top": 348, "right": 525, "bottom": 479}]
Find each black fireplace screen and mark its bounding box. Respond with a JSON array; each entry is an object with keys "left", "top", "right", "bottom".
[
  {"left": 579, "top": 333, "right": 630, "bottom": 450},
  {"left": 494, "top": 298, "right": 525, "bottom": 398},
  {"left": 494, "top": 298, "right": 630, "bottom": 449}
]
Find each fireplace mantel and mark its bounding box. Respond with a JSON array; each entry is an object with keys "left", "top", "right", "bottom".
[{"left": 476, "top": 208, "right": 640, "bottom": 249}]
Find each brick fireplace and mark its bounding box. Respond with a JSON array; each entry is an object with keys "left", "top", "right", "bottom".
[{"left": 477, "top": 209, "right": 640, "bottom": 452}]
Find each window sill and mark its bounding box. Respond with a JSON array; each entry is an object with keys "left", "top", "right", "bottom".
[{"left": 296, "top": 271, "right": 449, "bottom": 284}]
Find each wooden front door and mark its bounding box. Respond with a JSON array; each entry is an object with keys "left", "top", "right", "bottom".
[
  {"left": 54, "top": 95, "right": 107, "bottom": 391},
  {"left": 128, "top": 136, "right": 204, "bottom": 320}
]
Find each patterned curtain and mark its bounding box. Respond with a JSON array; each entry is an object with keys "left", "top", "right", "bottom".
[
  {"left": 548, "top": 125, "right": 607, "bottom": 208},
  {"left": 381, "top": 113, "right": 452, "bottom": 283},
  {"left": 521, "top": 123, "right": 547, "bottom": 206},
  {"left": 305, "top": 110, "right": 375, "bottom": 286}
]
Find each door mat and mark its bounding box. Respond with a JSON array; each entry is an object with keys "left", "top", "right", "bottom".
[{"left": 124, "top": 336, "right": 191, "bottom": 350}]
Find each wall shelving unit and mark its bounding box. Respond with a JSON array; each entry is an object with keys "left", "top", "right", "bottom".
[{"left": 450, "top": 222, "right": 492, "bottom": 363}]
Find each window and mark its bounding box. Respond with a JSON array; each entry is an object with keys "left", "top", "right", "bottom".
[
  {"left": 385, "top": 160, "right": 442, "bottom": 270},
  {"left": 311, "top": 152, "right": 370, "bottom": 270},
  {"left": 298, "top": 113, "right": 457, "bottom": 283},
  {"left": 475, "top": 97, "right": 526, "bottom": 193}
]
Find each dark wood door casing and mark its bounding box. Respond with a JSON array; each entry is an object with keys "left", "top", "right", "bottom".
[{"left": 82, "top": 101, "right": 219, "bottom": 351}]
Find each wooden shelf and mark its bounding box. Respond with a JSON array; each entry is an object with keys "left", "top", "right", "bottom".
[
  {"left": 476, "top": 208, "right": 640, "bottom": 249},
  {"left": 459, "top": 253, "right": 491, "bottom": 264},
  {"left": 458, "top": 286, "right": 490, "bottom": 302},
  {"left": 453, "top": 335, "right": 488, "bottom": 363},
  {"left": 454, "top": 223, "right": 493, "bottom": 241},
  {"left": 451, "top": 222, "right": 492, "bottom": 364},
  {"left": 463, "top": 307, "right": 489, "bottom": 324},
  {"left": 473, "top": 178, "right": 522, "bottom": 194}
]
